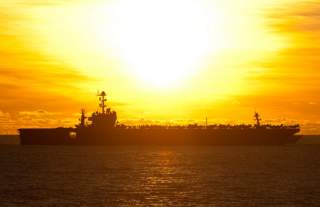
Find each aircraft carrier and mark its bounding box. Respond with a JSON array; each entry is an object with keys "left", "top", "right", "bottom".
[{"left": 19, "top": 91, "right": 301, "bottom": 145}]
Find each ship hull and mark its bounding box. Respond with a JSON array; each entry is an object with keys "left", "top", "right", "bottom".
[
  {"left": 19, "top": 128, "right": 75, "bottom": 145},
  {"left": 19, "top": 127, "right": 300, "bottom": 145}
]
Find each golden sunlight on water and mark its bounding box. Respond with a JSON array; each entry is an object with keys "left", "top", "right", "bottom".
[{"left": 1, "top": 146, "right": 320, "bottom": 206}]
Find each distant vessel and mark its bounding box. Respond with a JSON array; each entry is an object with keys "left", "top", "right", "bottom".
[{"left": 19, "top": 91, "right": 301, "bottom": 145}]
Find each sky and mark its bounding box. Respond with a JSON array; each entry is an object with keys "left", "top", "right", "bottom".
[{"left": 0, "top": 0, "right": 319, "bottom": 134}]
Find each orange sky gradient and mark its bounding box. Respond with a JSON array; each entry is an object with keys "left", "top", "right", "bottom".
[{"left": 0, "top": 0, "right": 319, "bottom": 134}]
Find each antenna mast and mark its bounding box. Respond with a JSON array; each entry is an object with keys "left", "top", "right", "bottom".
[
  {"left": 98, "top": 91, "right": 107, "bottom": 113},
  {"left": 79, "top": 109, "right": 87, "bottom": 127},
  {"left": 254, "top": 112, "right": 261, "bottom": 127},
  {"left": 205, "top": 116, "right": 208, "bottom": 128}
]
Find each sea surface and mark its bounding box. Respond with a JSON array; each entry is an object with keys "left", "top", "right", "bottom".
[{"left": 0, "top": 145, "right": 320, "bottom": 207}]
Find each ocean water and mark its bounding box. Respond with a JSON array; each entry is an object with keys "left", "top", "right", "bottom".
[{"left": 0, "top": 145, "right": 320, "bottom": 207}]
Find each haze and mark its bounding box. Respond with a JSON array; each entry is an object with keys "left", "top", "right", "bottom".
[{"left": 0, "top": 0, "right": 319, "bottom": 134}]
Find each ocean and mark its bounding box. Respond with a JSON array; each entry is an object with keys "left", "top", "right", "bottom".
[{"left": 0, "top": 145, "right": 320, "bottom": 206}]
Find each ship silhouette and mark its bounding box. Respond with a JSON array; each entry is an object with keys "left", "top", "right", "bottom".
[{"left": 19, "top": 91, "right": 301, "bottom": 145}]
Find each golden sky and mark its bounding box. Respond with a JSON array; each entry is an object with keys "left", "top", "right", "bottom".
[{"left": 0, "top": 0, "right": 319, "bottom": 134}]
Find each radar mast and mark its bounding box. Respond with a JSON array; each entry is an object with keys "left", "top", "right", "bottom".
[
  {"left": 98, "top": 91, "right": 107, "bottom": 114},
  {"left": 254, "top": 112, "right": 261, "bottom": 127},
  {"left": 79, "top": 109, "right": 87, "bottom": 127}
]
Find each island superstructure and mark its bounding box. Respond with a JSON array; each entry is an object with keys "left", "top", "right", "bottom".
[{"left": 19, "top": 91, "right": 301, "bottom": 145}]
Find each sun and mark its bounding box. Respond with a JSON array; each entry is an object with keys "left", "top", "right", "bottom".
[
  {"left": 93, "top": 0, "right": 224, "bottom": 88},
  {"left": 30, "top": 0, "right": 228, "bottom": 90}
]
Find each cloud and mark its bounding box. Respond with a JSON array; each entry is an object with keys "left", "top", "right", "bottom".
[
  {"left": 0, "top": 2, "right": 100, "bottom": 115},
  {"left": 0, "top": 109, "right": 79, "bottom": 134},
  {"left": 16, "top": 0, "right": 88, "bottom": 7},
  {"left": 0, "top": 110, "right": 16, "bottom": 134},
  {"left": 1, "top": 0, "right": 320, "bottom": 134},
  {"left": 245, "top": 1, "right": 320, "bottom": 97},
  {"left": 268, "top": 2, "right": 320, "bottom": 34},
  {"left": 19, "top": 110, "right": 59, "bottom": 117}
]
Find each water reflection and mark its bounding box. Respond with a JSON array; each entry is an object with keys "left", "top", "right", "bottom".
[{"left": 0, "top": 146, "right": 320, "bottom": 206}]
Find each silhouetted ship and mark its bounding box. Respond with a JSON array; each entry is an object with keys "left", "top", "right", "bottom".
[{"left": 19, "top": 91, "right": 301, "bottom": 145}]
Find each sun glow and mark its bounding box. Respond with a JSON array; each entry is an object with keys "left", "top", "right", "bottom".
[
  {"left": 24, "top": 0, "right": 286, "bottom": 97},
  {"left": 92, "top": 0, "right": 226, "bottom": 88},
  {"left": 3, "top": 0, "right": 316, "bottom": 133}
]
